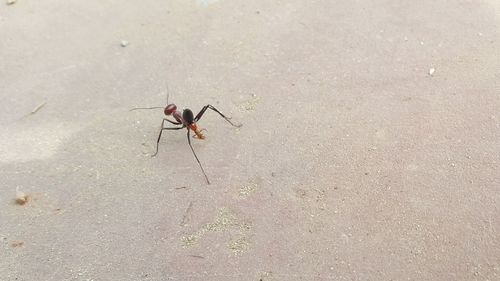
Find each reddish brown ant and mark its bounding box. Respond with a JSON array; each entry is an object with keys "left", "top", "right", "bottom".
[{"left": 131, "top": 91, "right": 242, "bottom": 184}]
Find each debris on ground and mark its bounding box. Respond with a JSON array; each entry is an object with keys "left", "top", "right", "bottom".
[
  {"left": 181, "top": 208, "right": 252, "bottom": 248},
  {"left": 18, "top": 101, "right": 47, "bottom": 120},
  {"left": 429, "top": 68, "right": 435, "bottom": 76},
  {"left": 180, "top": 201, "right": 193, "bottom": 226},
  {"left": 238, "top": 94, "right": 260, "bottom": 112},
  {"left": 30, "top": 101, "right": 46, "bottom": 115},
  {"left": 15, "top": 187, "right": 28, "bottom": 205},
  {"left": 120, "top": 40, "right": 129, "bottom": 47},
  {"left": 227, "top": 237, "right": 250, "bottom": 254},
  {"left": 238, "top": 183, "right": 257, "bottom": 197},
  {"left": 11, "top": 240, "right": 24, "bottom": 247},
  {"left": 6, "top": 0, "right": 16, "bottom": 5}
]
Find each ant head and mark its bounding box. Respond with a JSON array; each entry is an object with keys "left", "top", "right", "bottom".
[{"left": 164, "top": 104, "right": 177, "bottom": 115}]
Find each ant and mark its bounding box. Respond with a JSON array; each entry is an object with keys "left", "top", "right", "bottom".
[{"left": 131, "top": 91, "right": 242, "bottom": 184}]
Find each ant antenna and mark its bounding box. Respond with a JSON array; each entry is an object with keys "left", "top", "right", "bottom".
[
  {"left": 129, "top": 106, "right": 163, "bottom": 111},
  {"left": 166, "top": 81, "right": 170, "bottom": 105},
  {"left": 129, "top": 81, "right": 171, "bottom": 111}
]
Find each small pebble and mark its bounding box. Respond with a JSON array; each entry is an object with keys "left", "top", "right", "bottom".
[
  {"left": 15, "top": 187, "right": 28, "bottom": 205},
  {"left": 120, "top": 40, "right": 129, "bottom": 47},
  {"left": 429, "top": 68, "right": 435, "bottom": 76},
  {"left": 6, "top": 0, "right": 16, "bottom": 5}
]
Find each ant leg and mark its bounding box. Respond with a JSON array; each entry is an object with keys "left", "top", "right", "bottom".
[
  {"left": 186, "top": 129, "right": 210, "bottom": 184},
  {"left": 152, "top": 119, "right": 184, "bottom": 157},
  {"left": 194, "top": 105, "right": 242, "bottom": 127},
  {"left": 164, "top": 118, "right": 182, "bottom": 125}
]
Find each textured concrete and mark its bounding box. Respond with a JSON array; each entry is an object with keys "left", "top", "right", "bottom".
[{"left": 1, "top": 1, "right": 499, "bottom": 280}]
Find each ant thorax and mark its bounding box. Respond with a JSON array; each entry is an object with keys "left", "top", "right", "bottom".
[{"left": 171, "top": 110, "right": 184, "bottom": 124}]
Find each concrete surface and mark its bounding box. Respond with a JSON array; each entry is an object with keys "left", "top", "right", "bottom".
[{"left": 1, "top": 0, "right": 499, "bottom": 280}]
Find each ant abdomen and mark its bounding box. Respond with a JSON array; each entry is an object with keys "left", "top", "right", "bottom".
[{"left": 182, "top": 109, "right": 194, "bottom": 124}]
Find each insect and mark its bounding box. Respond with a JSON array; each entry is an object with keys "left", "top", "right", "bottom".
[{"left": 131, "top": 92, "right": 242, "bottom": 184}]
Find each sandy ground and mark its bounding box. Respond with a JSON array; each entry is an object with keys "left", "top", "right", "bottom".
[{"left": 1, "top": 0, "right": 499, "bottom": 280}]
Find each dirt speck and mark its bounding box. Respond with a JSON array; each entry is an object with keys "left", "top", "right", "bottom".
[
  {"left": 238, "top": 95, "right": 260, "bottom": 112},
  {"left": 181, "top": 208, "right": 252, "bottom": 248},
  {"left": 227, "top": 237, "right": 250, "bottom": 254},
  {"left": 239, "top": 183, "right": 257, "bottom": 197},
  {"left": 181, "top": 234, "right": 198, "bottom": 247},
  {"left": 295, "top": 188, "right": 307, "bottom": 198},
  {"left": 11, "top": 240, "right": 24, "bottom": 247}
]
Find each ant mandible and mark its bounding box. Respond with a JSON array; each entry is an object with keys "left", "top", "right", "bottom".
[{"left": 131, "top": 96, "right": 242, "bottom": 184}]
